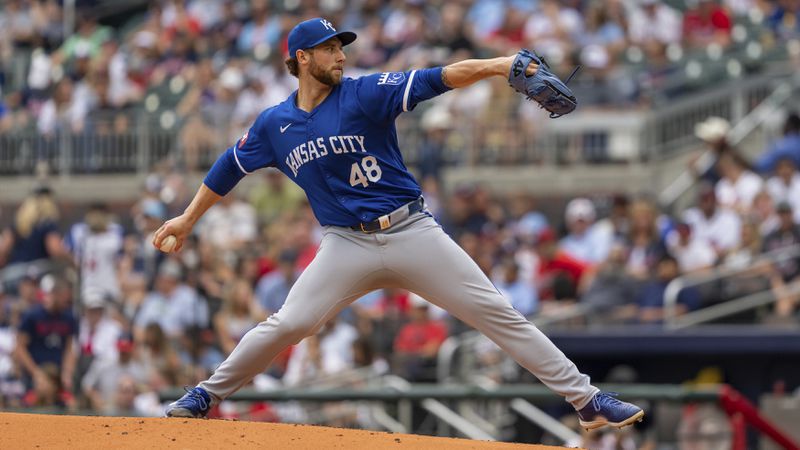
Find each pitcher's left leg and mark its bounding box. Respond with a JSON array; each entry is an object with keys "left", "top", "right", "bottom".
[{"left": 385, "top": 216, "right": 643, "bottom": 428}]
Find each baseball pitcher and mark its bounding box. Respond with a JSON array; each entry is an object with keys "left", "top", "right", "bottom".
[{"left": 155, "top": 17, "right": 643, "bottom": 431}]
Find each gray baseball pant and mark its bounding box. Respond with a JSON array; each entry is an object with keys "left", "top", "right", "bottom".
[{"left": 199, "top": 211, "right": 599, "bottom": 409}]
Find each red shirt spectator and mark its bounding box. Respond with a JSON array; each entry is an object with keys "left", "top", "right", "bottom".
[
  {"left": 394, "top": 301, "right": 448, "bottom": 355},
  {"left": 535, "top": 228, "right": 590, "bottom": 300},
  {"left": 683, "top": 0, "right": 732, "bottom": 48}
]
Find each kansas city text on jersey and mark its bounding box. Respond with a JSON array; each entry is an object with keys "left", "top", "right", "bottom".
[{"left": 284, "top": 135, "right": 367, "bottom": 177}]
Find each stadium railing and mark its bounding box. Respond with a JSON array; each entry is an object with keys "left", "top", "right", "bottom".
[
  {"left": 0, "top": 70, "right": 789, "bottom": 180},
  {"left": 658, "top": 70, "right": 800, "bottom": 211},
  {"left": 663, "top": 244, "right": 800, "bottom": 328}
]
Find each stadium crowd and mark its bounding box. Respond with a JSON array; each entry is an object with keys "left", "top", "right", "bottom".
[
  {"left": 0, "top": 110, "right": 798, "bottom": 421},
  {"left": 0, "top": 0, "right": 797, "bottom": 169}
]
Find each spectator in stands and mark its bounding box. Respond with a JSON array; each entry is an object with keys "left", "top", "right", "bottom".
[
  {"left": 418, "top": 107, "right": 452, "bottom": 184},
  {"left": 578, "top": 1, "right": 627, "bottom": 57},
  {"left": 134, "top": 260, "right": 208, "bottom": 340},
  {"left": 81, "top": 336, "right": 147, "bottom": 414},
  {"left": 356, "top": 289, "right": 409, "bottom": 363},
  {"left": 767, "top": 0, "right": 800, "bottom": 39},
  {"left": 0, "top": 188, "right": 68, "bottom": 268},
  {"left": 255, "top": 248, "right": 299, "bottom": 316},
  {"left": 197, "top": 192, "right": 257, "bottom": 252},
  {"left": 283, "top": 315, "right": 359, "bottom": 386},
  {"left": 756, "top": 112, "right": 800, "bottom": 174},
  {"left": 0, "top": 285, "right": 24, "bottom": 408},
  {"left": 665, "top": 222, "right": 717, "bottom": 273},
  {"left": 109, "top": 375, "right": 143, "bottom": 416},
  {"left": 628, "top": 0, "right": 683, "bottom": 46},
  {"left": 65, "top": 203, "right": 124, "bottom": 303},
  {"left": 581, "top": 242, "right": 639, "bottom": 324},
  {"left": 137, "top": 322, "right": 181, "bottom": 389},
  {"left": 492, "top": 258, "right": 538, "bottom": 317},
  {"left": 523, "top": 0, "right": 584, "bottom": 62},
  {"left": 636, "top": 255, "right": 702, "bottom": 324},
  {"left": 392, "top": 296, "right": 448, "bottom": 382},
  {"left": 714, "top": 152, "right": 763, "bottom": 213},
  {"left": 762, "top": 201, "right": 800, "bottom": 282},
  {"left": 248, "top": 169, "right": 305, "bottom": 225},
  {"left": 624, "top": 199, "right": 668, "bottom": 280},
  {"left": 37, "top": 77, "right": 89, "bottom": 136},
  {"left": 751, "top": 190, "right": 781, "bottom": 236},
  {"left": 77, "top": 291, "right": 122, "bottom": 367},
  {"left": 721, "top": 219, "right": 773, "bottom": 300},
  {"left": 177, "top": 326, "right": 224, "bottom": 384},
  {"left": 54, "top": 13, "right": 111, "bottom": 64},
  {"left": 683, "top": 0, "right": 733, "bottom": 49},
  {"left": 766, "top": 157, "right": 800, "bottom": 223},
  {"left": 236, "top": 0, "right": 281, "bottom": 55},
  {"left": 682, "top": 183, "right": 742, "bottom": 259},
  {"left": 214, "top": 278, "right": 264, "bottom": 356},
  {"left": 534, "top": 228, "right": 591, "bottom": 302},
  {"left": 509, "top": 192, "right": 549, "bottom": 242},
  {"left": 486, "top": 5, "right": 529, "bottom": 54},
  {"left": 593, "top": 194, "right": 630, "bottom": 245},
  {"left": 14, "top": 275, "right": 77, "bottom": 402},
  {"left": 560, "top": 197, "right": 611, "bottom": 264}
]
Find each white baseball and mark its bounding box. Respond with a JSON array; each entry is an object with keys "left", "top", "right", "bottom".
[{"left": 159, "top": 235, "right": 178, "bottom": 253}]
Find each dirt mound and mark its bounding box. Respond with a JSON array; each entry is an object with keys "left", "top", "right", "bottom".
[{"left": 0, "top": 412, "right": 574, "bottom": 449}]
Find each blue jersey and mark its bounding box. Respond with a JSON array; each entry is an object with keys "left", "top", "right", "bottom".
[{"left": 204, "top": 68, "right": 451, "bottom": 227}]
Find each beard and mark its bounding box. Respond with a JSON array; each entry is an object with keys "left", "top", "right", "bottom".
[{"left": 309, "top": 58, "right": 342, "bottom": 86}]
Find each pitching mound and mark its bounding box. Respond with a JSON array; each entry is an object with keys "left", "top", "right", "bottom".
[{"left": 0, "top": 412, "right": 574, "bottom": 449}]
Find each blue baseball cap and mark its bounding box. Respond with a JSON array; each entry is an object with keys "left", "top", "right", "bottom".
[{"left": 287, "top": 17, "right": 357, "bottom": 58}]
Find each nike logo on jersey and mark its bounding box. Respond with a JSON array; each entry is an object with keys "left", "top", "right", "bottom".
[{"left": 280, "top": 124, "right": 292, "bottom": 133}]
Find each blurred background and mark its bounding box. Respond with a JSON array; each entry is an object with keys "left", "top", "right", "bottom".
[{"left": 0, "top": 0, "right": 799, "bottom": 448}]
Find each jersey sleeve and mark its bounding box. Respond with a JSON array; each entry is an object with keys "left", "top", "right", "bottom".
[
  {"left": 204, "top": 111, "right": 276, "bottom": 196},
  {"left": 354, "top": 67, "right": 452, "bottom": 123}
]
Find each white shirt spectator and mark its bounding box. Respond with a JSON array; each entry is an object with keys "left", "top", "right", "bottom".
[
  {"left": 560, "top": 226, "right": 612, "bottom": 264},
  {"left": 666, "top": 231, "right": 717, "bottom": 272},
  {"left": 198, "top": 198, "right": 257, "bottom": 250},
  {"left": 78, "top": 315, "right": 123, "bottom": 362},
  {"left": 524, "top": 5, "right": 584, "bottom": 56},
  {"left": 0, "top": 325, "right": 15, "bottom": 380},
  {"left": 715, "top": 170, "right": 763, "bottom": 210},
  {"left": 560, "top": 198, "right": 612, "bottom": 264},
  {"left": 283, "top": 321, "right": 358, "bottom": 386},
  {"left": 37, "top": 95, "right": 89, "bottom": 135},
  {"left": 135, "top": 285, "right": 209, "bottom": 337},
  {"left": 27, "top": 49, "right": 52, "bottom": 91},
  {"left": 682, "top": 207, "right": 742, "bottom": 253},
  {"left": 67, "top": 222, "right": 124, "bottom": 301},
  {"left": 628, "top": 2, "right": 682, "bottom": 45},
  {"left": 81, "top": 357, "right": 148, "bottom": 414},
  {"left": 767, "top": 174, "right": 800, "bottom": 223}
]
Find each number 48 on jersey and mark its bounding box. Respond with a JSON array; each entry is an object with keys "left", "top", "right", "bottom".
[{"left": 350, "top": 156, "right": 382, "bottom": 187}]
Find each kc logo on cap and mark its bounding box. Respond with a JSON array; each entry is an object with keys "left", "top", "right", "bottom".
[
  {"left": 320, "top": 19, "right": 336, "bottom": 31},
  {"left": 287, "top": 17, "right": 357, "bottom": 57}
]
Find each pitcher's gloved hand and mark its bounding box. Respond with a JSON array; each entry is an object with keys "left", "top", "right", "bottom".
[{"left": 509, "top": 49, "right": 580, "bottom": 119}]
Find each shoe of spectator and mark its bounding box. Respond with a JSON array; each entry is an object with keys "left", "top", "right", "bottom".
[
  {"left": 165, "top": 387, "right": 212, "bottom": 418},
  {"left": 577, "top": 392, "right": 644, "bottom": 430}
]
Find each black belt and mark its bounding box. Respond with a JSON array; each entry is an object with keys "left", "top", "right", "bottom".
[{"left": 351, "top": 197, "right": 425, "bottom": 233}]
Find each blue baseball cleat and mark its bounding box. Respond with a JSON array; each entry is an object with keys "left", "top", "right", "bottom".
[
  {"left": 165, "top": 387, "right": 212, "bottom": 418},
  {"left": 577, "top": 392, "right": 644, "bottom": 430}
]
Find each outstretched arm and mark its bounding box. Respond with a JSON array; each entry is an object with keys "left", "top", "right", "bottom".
[{"left": 441, "top": 56, "right": 538, "bottom": 89}]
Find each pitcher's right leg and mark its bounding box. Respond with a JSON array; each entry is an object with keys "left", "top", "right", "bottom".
[{"left": 167, "top": 228, "right": 382, "bottom": 417}]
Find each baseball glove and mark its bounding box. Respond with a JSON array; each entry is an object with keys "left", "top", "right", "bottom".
[{"left": 509, "top": 49, "right": 580, "bottom": 119}]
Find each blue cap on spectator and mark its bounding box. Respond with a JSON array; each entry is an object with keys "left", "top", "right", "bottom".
[
  {"left": 141, "top": 198, "right": 166, "bottom": 220},
  {"left": 287, "top": 17, "right": 356, "bottom": 58}
]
